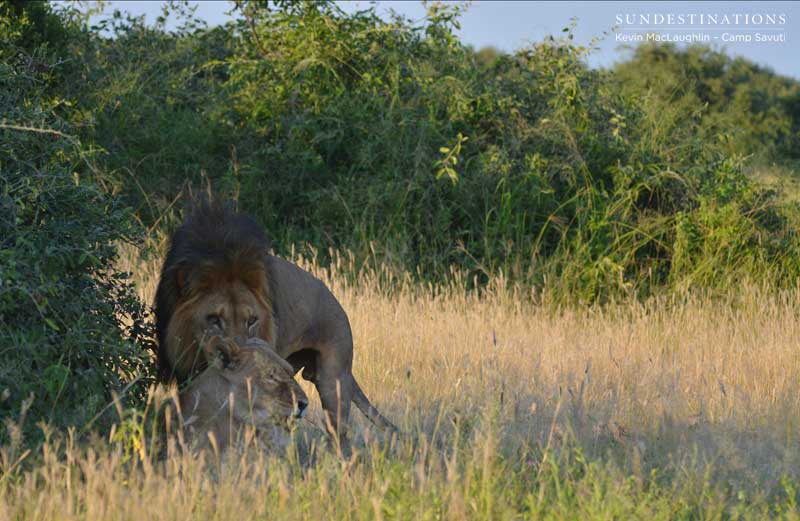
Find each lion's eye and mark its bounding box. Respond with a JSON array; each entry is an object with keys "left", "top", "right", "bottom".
[
  {"left": 247, "top": 316, "right": 258, "bottom": 328},
  {"left": 206, "top": 314, "right": 223, "bottom": 330}
]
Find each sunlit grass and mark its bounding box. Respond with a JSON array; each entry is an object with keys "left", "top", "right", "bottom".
[
  {"left": 747, "top": 160, "right": 800, "bottom": 203},
  {"left": 3, "top": 245, "right": 800, "bottom": 519}
]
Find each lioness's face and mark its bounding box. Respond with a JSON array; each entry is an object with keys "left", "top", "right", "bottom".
[{"left": 203, "top": 336, "right": 309, "bottom": 427}]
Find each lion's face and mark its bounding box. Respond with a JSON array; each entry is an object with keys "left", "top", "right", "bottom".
[{"left": 165, "top": 279, "right": 275, "bottom": 380}]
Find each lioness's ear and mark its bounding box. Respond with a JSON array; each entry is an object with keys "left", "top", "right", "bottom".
[{"left": 203, "top": 337, "right": 240, "bottom": 370}]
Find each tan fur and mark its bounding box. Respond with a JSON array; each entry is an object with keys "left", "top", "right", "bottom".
[
  {"left": 155, "top": 203, "right": 396, "bottom": 447},
  {"left": 266, "top": 255, "right": 398, "bottom": 437},
  {"left": 176, "top": 336, "right": 308, "bottom": 452}
]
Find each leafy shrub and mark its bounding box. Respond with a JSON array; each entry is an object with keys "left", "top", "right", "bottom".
[
  {"left": 0, "top": 8, "right": 153, "bottom": 443},
  {"left": 613, "top": 43, "right": 800, "bottom": 161},
  {"left": 40, "top": 1, "right": 800, "bottom": 302}
]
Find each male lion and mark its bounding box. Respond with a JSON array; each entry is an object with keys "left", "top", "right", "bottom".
[
  {"left": 176, "top": 336, "right": 308, "bottom": 452},
  {"left": 155, "top": 202, "right": 396, "bottom": 444}
]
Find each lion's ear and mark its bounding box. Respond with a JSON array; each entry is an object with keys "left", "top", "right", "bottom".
[{"left": 175, "top": 268, "right": 187, "bottom": 292}]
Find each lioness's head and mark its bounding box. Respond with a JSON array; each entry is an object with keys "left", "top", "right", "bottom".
[{"left": 179, "top": 336, "right": 308, "bottom": 451}]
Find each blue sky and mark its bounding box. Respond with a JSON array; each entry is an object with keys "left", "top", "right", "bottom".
[{"left": 93, "top": 1, "right": 799, "bottom": 79}]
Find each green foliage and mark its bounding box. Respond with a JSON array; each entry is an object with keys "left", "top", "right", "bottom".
[
  {"left": 6, "top": 0, "right": 800, "bottom": 333},
  {"left": 70, "top": 2, "right": 800, "bottom": 301},
  {"left": 0, "top": 26, "right": 154, "bottom": 442},
  {"left": 53, "top": 2, "right": 232, "bottom": 219},
  {"left": 614, "top": 43, "right": 800, "bottom": 161},
  {"left": 0, "top": 0, "right": 72, "bottom": 56}
]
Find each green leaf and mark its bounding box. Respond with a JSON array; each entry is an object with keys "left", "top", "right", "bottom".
[{"left": 45, "top": 318, "right": 60, "bottom": 332}]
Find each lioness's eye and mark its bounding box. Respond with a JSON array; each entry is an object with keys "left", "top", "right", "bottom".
[
  {"left": 206, "top": 314, "right": 222, "bottom": 329},
  {"left": 247, "top": 316, "right": 258, "bottom": 327}
]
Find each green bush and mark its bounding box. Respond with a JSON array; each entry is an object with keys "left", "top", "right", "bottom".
[
  {"left": 204, "top": 3, "right": 800, "bottom": 299},
  {"left": 17, "top": 1, "right": 800, "bottom": 305},
  {"left": 613, "top": 43, "right": 800, "bottom": 161},
  {"left": 0, "top": 6, "right": 153, "bottom": 443}
]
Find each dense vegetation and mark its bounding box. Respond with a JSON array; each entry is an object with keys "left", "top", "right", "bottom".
[
  {"left": 615, "top": 43, "right": 800, "bottom": 161},
  {"left": 0, "top": 1, "right": 154, "bottom": 442},
  {"left": 1, "top": 0, "right": 800, "bottom": 437},
  {"left": 68, "top": 1, "right": 800, "bottom": 300}
]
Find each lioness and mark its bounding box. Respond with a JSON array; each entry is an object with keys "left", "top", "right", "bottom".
[
  {"left": 155, "top": 202, "right": 395, "bottom": 444},
  {"left": 176, "top": 335, "right": 308, "bottom": 452}
]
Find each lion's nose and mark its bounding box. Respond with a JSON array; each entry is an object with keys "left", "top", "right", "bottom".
[{"left": 295, "top": 399, "right": 308, "bottom": 418}]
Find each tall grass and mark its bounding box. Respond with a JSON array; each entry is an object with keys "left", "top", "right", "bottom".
[{"left": 3, "top": 247, "right": 800, "bottom": 519}]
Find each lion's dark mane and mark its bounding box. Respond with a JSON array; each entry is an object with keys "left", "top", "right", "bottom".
[{"left": 154, "top": 201, "right": 272, "bottom": 382}]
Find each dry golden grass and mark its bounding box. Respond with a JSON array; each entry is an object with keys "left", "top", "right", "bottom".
[{"left": 3, "top": 243, "right": 800, "bottom": 518}]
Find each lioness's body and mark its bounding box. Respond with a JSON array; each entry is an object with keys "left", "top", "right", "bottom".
[
  {"left": 177, "top": 337, "right": 308, "bottom": 452},
  {"left": 156, "top": 202, "right": 395, "bottom": 444}
]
